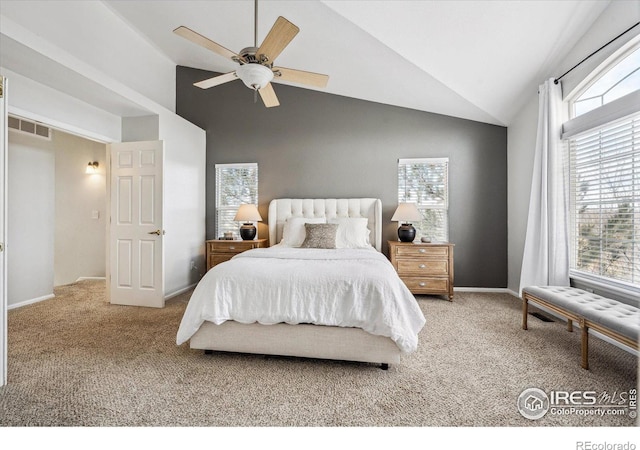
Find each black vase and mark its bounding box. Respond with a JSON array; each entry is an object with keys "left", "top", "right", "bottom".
[
  {"left": 397, "top": 224, "right": 416, "bottom": 242},
  {"left": 239, "top": 223, "right": 257, "bottom": 240}
]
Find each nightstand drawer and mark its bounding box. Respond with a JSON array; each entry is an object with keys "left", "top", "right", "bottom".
[
  {"left": 212, "top": 254, "right": 235, "bottom": 266},
  {"left": 397, "top": 259, "right": 448, "bottom": 276},
  {"left": 395, "top": 246, "right": 449, "bottom": 258},
  {"left": 210, "top": 241, "right": 254, "bottom": 253},
  {"left": 206, "top": 239, "right": 267, "bottom": 271},
  {"left": 401, "top": 277, "right": 449, "bottom": 294}
]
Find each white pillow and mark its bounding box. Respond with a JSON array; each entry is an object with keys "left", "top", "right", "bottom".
[
  {"left": 281, "top": 217, "right": 326, "bottom": 247},
  {"left": 328, "top": 217, "right": 371, "bottom": 248}
]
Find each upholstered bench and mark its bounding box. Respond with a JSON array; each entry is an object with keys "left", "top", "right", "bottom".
[{"left": 521, "top": 286, "right": 639, "bottom": 370}]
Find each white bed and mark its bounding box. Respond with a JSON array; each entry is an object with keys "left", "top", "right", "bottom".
[{"left": 176, "top": 198, "right": 425, "bottom": 368}]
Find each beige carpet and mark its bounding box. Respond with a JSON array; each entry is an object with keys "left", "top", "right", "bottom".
[{"left": 0, "top": 280, "right": 637, "bottom": 427}]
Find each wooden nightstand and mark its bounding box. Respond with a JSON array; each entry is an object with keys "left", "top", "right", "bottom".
[
  {"left": 206, "top": 239, "right": 267, "bottom": 271},
  {"left": 388, "top": 241, "right": 454, "bottom": 301}
]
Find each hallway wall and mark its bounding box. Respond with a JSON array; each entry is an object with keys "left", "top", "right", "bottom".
[
  {"left": 53, "top": 130, "right": 106, "bottom": 286},
  {"left": 8, "top": 126, "right": 107, "bottom": 308}
]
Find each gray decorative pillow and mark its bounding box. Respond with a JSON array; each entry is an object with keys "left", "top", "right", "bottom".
[{"left": 300, "top": 223, "right": 339, "bottom": 249}]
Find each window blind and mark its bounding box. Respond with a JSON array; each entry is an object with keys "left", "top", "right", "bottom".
[
  {"left": 215, "top": 163, "right": 258, "bottom": 238},
  {"left": 397, "top": 158, "right": 449, "bottom": 241},
  {"left": 568, "top": 113, "right": 639, "bottom": 287}
]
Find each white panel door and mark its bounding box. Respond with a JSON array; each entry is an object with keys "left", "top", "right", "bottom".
[
  {"left": 109, "top": 140, "right": 164, "bottom": 308},
  {"left": 0, "top": 76, "right": 7, "bottom": 386}
]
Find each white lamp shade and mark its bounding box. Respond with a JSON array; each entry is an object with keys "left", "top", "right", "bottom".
[
  {"left": 391, "top": 203, "right": 421, "bottom": 223},
  {"left": 235, "top": 64, "right": 274, "bottom": 90},
  {"left": 234, "top": 204, "right": 263, "bottom": 222}
]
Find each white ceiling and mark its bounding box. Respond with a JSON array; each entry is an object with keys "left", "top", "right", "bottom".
[
  {"left": 3, "top": 0, "right": 612, "bottom": 126},
  {"left": 102, "top": 0, "right": 610, "bottom": 126}
]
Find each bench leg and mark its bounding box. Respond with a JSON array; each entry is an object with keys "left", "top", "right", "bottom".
[
  {"left": 522, "top": 296, "right": 528, "bottom": 330},
  {"left": 567, "top": 320, "right": 573, "bottom": 332},
  {"left": 580, "top": 318, "right": 589, "bottom": 370}
]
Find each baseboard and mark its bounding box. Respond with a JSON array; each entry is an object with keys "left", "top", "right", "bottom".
[
  {"left": 506, "top": 289, "right": 520, "bottom": 298},
  {"left": 454, "top": 287, "right": 512, "bottom": 294},
  {"left": 165, "top": 283, "right": 197, "bottom": 300},
  {"left": 75, "top": 277, "right": 106, "bottom": 282},
  {"left": 8, "top": 293, "right": 55, "bottom": 310}
]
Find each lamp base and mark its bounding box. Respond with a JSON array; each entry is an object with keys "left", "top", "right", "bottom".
[
  {"left": 397, "top": 224, "right": 416, "bottom": 242},
  {"left": 239, "top": 223, "right": 257, "bottom": 240}
]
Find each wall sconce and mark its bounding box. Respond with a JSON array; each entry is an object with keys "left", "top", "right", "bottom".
[{"left": 86, "top": 161, "right": 99, "bottom": 174}]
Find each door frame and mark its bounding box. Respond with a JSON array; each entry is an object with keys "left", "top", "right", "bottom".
[{"left": 0, "top": 76, "right": 8, "bottom": 386}]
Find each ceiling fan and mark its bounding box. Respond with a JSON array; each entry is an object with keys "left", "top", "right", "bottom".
[{"left": 173, "top": 0, "right": 329, "bottom": 108}]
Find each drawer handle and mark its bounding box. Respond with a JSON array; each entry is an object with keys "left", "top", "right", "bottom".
[
  {"left": 419, "top": 249, "right": 426, "bottom": 253},
  {"left": 419, "top": 282, "right": 426, "bottom": 287},
  {"left": 229, "top": 246, "right": 235, "bottom": 250},
  {"left": 419, "top": 264, "right": 426, "bottom": 269}
]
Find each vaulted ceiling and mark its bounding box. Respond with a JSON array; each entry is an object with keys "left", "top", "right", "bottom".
[
  {"left": 105, "top": 0, "right": 611, "bottom": 126},
  {"left": 1, "top": 0, "right": 613, "bottom": 126}
]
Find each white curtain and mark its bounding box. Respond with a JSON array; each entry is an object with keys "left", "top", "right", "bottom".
[{"left": 519, "top": 78, "right": 569, "bottom": 294}]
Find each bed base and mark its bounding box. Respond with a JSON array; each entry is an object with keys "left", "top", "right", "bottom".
[{"left": 191, "top": 320, "right": 401, "bottom": 369}]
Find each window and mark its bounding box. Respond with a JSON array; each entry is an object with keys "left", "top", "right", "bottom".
[
  {"left": 565, "top": 40, "right": 640, "bottom": 291},
  {"left": 568, "top": 115, "right": 639, "bottom": 287},
  {"left": 215, "top": 163, "right": 258, "bottom": 238},
  {"left": 573, "top": 46, "right": 640, "bottom": 117},
  {"left": 397, "top": 158, "right": 449, "bottom": 241}
]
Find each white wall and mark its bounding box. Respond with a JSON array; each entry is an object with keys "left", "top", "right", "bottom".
[
  {"left": 54, "top": 130, "right": 106, "bottom": 286},
  {"left": 8, "top": 131, "right": 55, "bottom": 307},
  {"left": 122, "top": 115, "right": 160, "bottom": 143},
  {"left": 506, "top": 1, "right": 640, "bottom": 293},
  {"left": 0, "top": 1, "right": 176, "bottom": 112},
  {"left": 121, "top": 114, "right": 206, "bottom": 298},
  {"left": 1, "top": 68, "right": 121, "bottom": 143},
  {"left": 1, "top": 0, "right": 214, "bottom": 302},
  {"left": 507, "top": 94, "right": 538, "bottom": 294},
  {"left": 159, "top": 112, "right": 206, "bottom": 297}
]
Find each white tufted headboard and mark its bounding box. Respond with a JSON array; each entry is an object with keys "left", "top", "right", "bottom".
[{"left": 268, "top": 198, "right": 383, "bottom": 252}]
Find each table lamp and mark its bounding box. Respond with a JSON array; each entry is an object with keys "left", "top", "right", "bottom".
[
  {"left": 234, "top": 204, "right": 263, "bottom": 240},
  {"left": 391, "top": 202, "right": 421, "bottom": 242}
]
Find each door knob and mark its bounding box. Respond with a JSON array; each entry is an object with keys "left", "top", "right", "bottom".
[{"left": 148, "top": 229, "right": 165, "bottom": 235}]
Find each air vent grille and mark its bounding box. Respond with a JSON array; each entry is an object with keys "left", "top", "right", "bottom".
[{"left": 8, "top": 115, "right": 51, "bottom": 140}]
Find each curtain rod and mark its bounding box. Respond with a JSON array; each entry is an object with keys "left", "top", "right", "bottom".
[{"left": 554, "top": 21, "right": 639, "bottom": 85}]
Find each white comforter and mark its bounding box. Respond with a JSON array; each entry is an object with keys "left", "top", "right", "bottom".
[{"left": 176, "top": 246, "right": 426, "bottom": 352}]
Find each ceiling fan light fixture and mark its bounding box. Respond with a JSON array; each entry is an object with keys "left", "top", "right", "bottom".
[{"left": 236, "top": 63, "right": 274, "bottom": 90}]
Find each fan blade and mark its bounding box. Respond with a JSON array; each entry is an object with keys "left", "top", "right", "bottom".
[
  {"left": 256, "top": 16, "right": 299, "bottom": 63},
  {"left": 173, "top": 26, "right": 239, "bottom": 62},
  {"left": 258, "top": 83, "right": 280, "bottom": 108},
  {"left": 194, "top": 72, "right": 238, "bottom": 89},
  {"left": 273, "top": 67, "right": 329, "bottom": 88}
]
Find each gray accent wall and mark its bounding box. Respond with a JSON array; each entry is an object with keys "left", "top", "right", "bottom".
[{"left": 176, "top": 66, "right": 507, "bottom": 288}]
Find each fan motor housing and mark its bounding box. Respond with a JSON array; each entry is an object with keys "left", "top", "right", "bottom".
[{"left": 238, "top": 47, "right": 271, "bottom": 66}]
